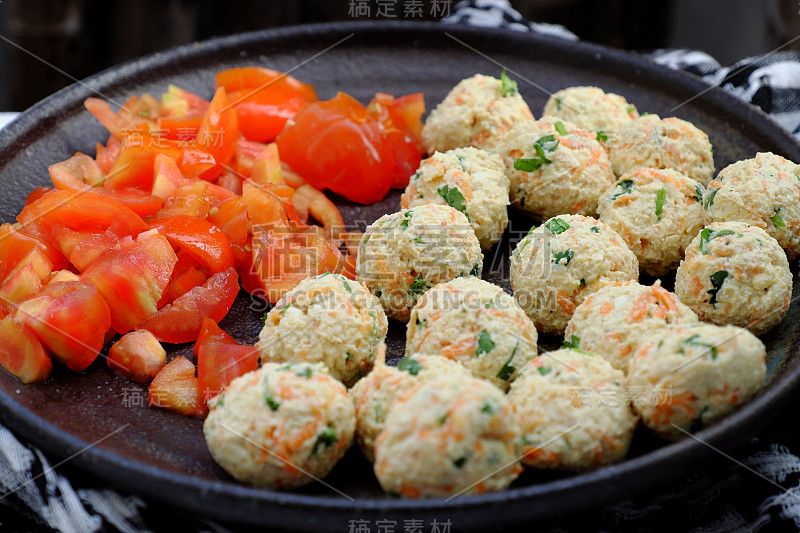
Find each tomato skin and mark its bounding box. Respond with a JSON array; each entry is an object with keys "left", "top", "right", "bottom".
[
  {"left": 139, "top": 267, "right": 239, "bottom": 344},
  {"left": 149, "top": 356, "right": 207, "bottom": 418},
  {"left": 366, "top": 92, "right": 425, "bottom": 189},
  {"left": 227, "top": 89, "right": 307, "bottom": 143},
  {"left": 14, "top": 280, "right": 110, "bottom": 371},
  {"left": 195, "top": 317, "right": 257, "bottom": 403},
  {"left": 210, "top": 197, "right": 248, "bottom": 245},
  {"left": 215, "top": 67, "right": 318, "bottom": 103},
  {"left": 276, "top": 92, "right": 395, "bottom": 204},
  {"left": 105, "top": 132, "right": 184, "bottom": 190},
  {"left": 196, "top": 88, "right": 238, "bottom": 171},
  {"left": 82, "top": 230, "right": 178, "bottom": 334},
  {"left": 0, "top": 314, "right": 52, "bottom": 383},
  {"left": 24, "top": 187, "right": 55, "bottom": 206},
  {"left": 108, "top": 329, "right": 166, "bottom": 383},
  {"left": 150, "top": 216, "right": 234, "bottom": 273},
  {"left": 157, "top": 115, "right": 202, "bottom": 141},
  {"left": 157, "top": 180, "right": 210, "bottom": 219},
  {"left": 95, "top": 136, "right": 121, "bottom": 174},
  {"left": 0, "top": 223, "right": 64, "bottom": 281}
]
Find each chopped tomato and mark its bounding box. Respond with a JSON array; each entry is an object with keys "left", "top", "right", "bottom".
[
  {"left": 24, "top": 187, "right": 55, "bottom": 206},
  {"left": 196, "top": 88, "right": 238, "bottom": 177},
  {"left": 251, "top": 143, "right": 282, "bottom": 185},
  {"left": 158, "top": 266, "right": 206, "bottom": 305},
  {"left": 276, "top": 92, "right": 395, "bottom": 204},
  {"left": 216, "top": 172, "right": 243, "bottom": 195},
  {"left": 178, "top": 148, "right": 217, "bottom": 179},
  {"left": 157, "top": 180, "right": 210, "bottom": 219},
  {"left": 195, "top": 317, "right": 258, "bottom": 402},
  {"left": 157, "top": 115, "right": 202, "bottom": 142},
  {"left": 210, "top": 197, "right": 248, "bottom": 245},
  {"left": 108, "top": 329, "right": 166, "bottom": 383},
  {"left": 105, "top": 131, "right": 183, "bottom": 190},
  {"left": 13, "top": 280, "right": 110, "bottom": 371},
  {"left": 367, "top": 92, "right": 425, "bottom": 188},
  {"left": 95, "top": 136, "right": 121, "bottom": 174},
  {"left": 227, "top": 88, "right": 309, "bottom": 143},
  {"left": 82, "top": 230, "right": 178, "bottom": 333},
  {"left": 150, "top": 216, "right": 234, "bottom": 273},
  {"left": 151, "top": 153, "right": 191, "bottom": 201},
  {"left": 0, "top": 263, "right": 44, "bottom": 311},
  {"left": 149, "top": 356, "right": 207, "bottom": 418},
  {"left": 291, "top": 184, "right": 345, "bottom": 242},
  {"left": 140, "top": 267, "right": 239, "bottom": 344},
  {"left": 0, "top": 223, "right": 66, "bottom": 277},
  {"left": 234, "top": 139, "right": 267, "bottom": 177},
  {"left": 0, "top": 314, "right": 52, "bottom": 383},
  {"left": 215, "top": 67, "right": 318, "bottom": 103},
  {"left": 51, "top": 225, "right": 121, "bottom": 272},
  {"left": 160, "top": 85, "right": 209, "bottom": 118}
]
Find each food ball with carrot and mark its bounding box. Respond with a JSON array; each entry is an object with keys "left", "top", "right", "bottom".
[
  {"left": 349, "top": 350, "right": 471, "bottom": 462},
  {"left": 203, "top": 362, "right": 355, "bottom": 489},
  {"left": 608, "top": 115, "right": 715, "bottom": 185},
  {"left": 402, "top": 147, "right": 509, "bottom": 250},
  {"left": 510, "top": 214, "right": 638, "bottom": 335},
  {"left": 628, "top": 324, "right": 766, "bottom": 439},
  {"left": 257, "top": 273, "right": 387, "bottom": 387},
  {"left": 508, "top": 348, "right": 638, "bottom": 471},
  {"left": 675, "top": 221, "right": 792, "bottom": 335},
  {"left": 565, "top": 281, "right": 698, "bottom": 373},
  {"left": 373, "top": 374, "right": 522, "bottom": 498},
  {"left": 421, "top": 72, "right": 534, "bottom": 153},
  {"left": 406, "top": 277, "right": 538, "bottom": 391},
  {"left": 356, "top": 204, "right": 483, "bottom": 322},
  {"left": 496, "top": 116, "right": 615, "bottom": 220},
  {"left": 703, "top": 152, "right": 800, "bottom": 259},
  {"left": 597, "top": 167, "right": 706, "bottom": 276},
  {"left": 542, "top": 86, "right": 638, "bottom": 136}
]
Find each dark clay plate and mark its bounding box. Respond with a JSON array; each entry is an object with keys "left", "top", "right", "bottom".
[{"left": 1, "top": 21, "right": 799, "bottom": 532}]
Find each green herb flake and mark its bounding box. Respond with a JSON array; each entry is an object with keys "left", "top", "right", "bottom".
[
  {"left": 707, "top": 270, "right": 729, "bottom": 307},
  {"left": 556, "top": 97, "right": 562, "bottom": 110},
  {"left": 682, "top": 334, "right": 719, "bottom": 361},
  {"left": 596, "top": 131, "right": 608, "bottom": 143},
  {"left": 555, "top": 121, "right": 568, "bottom": 136},
  {"left": 296, "top": 366, "right": 312, "bottom": 378},
  {"left": 590, "top": 226, "right": 600, "bottom": 233},
  {"left": 398, "top": 357, "right": 422, "bottom": 376},
  {"left": 704, "top": 188, "right": 718, "bottom": 210},
  {"left": 408, "top": 275, "right": 430, "bottom": 297},
  {"left": 342, "top": 280, "right": 352, "bottom": 292},
  {"left": 699, "top": 228, "right": 735, "bottom": 254},
  {"left": 481, "top": 402, "right": 495, "bottom": 415},
  {"left": 261, "top": 311, "right": 269, "bottom": 324},
  {"left": 610, "top": 179, "right": 634, "bottom": 201},
  {"left": 514, "top": 135, "right": 559, "bottom": 173},
  {"left": 655, "top": 187, "right": 666, "bottom": 220},
  {"left": 437, "top": 185, "right": 470, "bottom": 221},
  {"left": 311, "top": 426, "right": 338, "bottom": 455},
  {"left": 579, "top": 278, "right": 586, "bottom": 287},
  {"left": 626, "top": 105, "right": 635, "bottom": 115},
  {"left": 470, "top": 264, "right": 481, "bottom": 277},
  {"left": 552, "top": 249, "right": 575, "bottom": 266},
  {"left": 500, "top": 69, "right": 518, "bottom": 97},
  {"left": 545, "top": 217, "right": 570, "bottom": 235},
  {"left": 265, "top": 396, "right": 280, "bottom": 411},
  {"left": 475, "top": 331, "right": 495, "bottom": 356},
  {"left": 563, "top": 335, "right": 580, "bottom": 349},
  {"left": 537, "top": 367, "right": 552, "bottom": 376},
  {"left": 496, "top": 343, "right": 518, "bottom": 380},
  {"left": 694, "top": 184, "right": 704, "bottom": 203},
  {"left": 771, "top": 209, "right": 785, "bottom": 228}
]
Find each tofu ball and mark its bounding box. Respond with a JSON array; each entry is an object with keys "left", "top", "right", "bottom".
[
  {"left": 597, "top": 167, "right": 706, "bottom": 276},
  {"left": 402, "top": 147, "right": 510, "bottom": 250},
  {"left": 510, "top": 214, "right": 639, "bottom": 335},
  {"left": 406, "top": 277, "right": 538, "bottom": 390},
  {"left": 497, "top": 116, "right": 615, "bottom": 219},
  {"left": 703, "top": 152, "right": 800, "bottom": 259},
  {"left": 565, "top": 281, "right": 698, "bottom": 373},
  {"left": 356, "top": 204, "right": 483, "bottom": 322},
  {"left": 374, "top": 374, "right": 522, "bottom": 498},
  {"left": 608, "top": 115, "right": 715, "bottom": 185},
  {"left": 421, "top": 73, "right": 534, "bottom": 153},
  {"left": 628, "top": 324, "right": 766, "bottom": 439},
  {"left": 674, "top": 221, "right": 792, "bottom": 335},
  {"left": 508, "top": 348, "right": 637, "bottom": 471},
  {"left": 542, "top": 86, "right": 638, "bottom": 136},
  {"left": 256, "top": 273, "right": 388, "bottom": 387},
  {"left": 349, "top": 351, "right": 471, "bottom": 462},
  {"left": 203, "top": 362, "right": 355, "bottom": 489}
]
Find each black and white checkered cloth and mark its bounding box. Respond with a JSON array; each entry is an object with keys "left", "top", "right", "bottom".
[{"left": 3, "top": 1, "right": 800, "bottom": 531}]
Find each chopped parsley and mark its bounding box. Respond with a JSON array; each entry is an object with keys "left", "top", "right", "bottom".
[
  {"left": 545, "top": 217, "right": 570, "bottom": 235},
  {"left": 707, "top": 270, "right": 729, "bottom": 307},
  {"left": 399, "top": 211, "right": 412, "bottom": 229},
  {"left": 563, "top": 335, "right": 580, "bottom": 349},
  {"left": 342, "top": 280, "right": 352, "bottom": 292},
  {"left": 609, "top": 179, "right": 634, "bottom": 201},
  {"left": 481, "top": 401, "right": 495, "bottom": 415},
  {"left": 311, "top": 426, "right": 338, "bottom": 455},
  {"left": 590, "top": 226, "right": 600, "bottom": 233},
  {"left": 265, "top": 396, "right": 280, "bottom": 411},
  {"left": 470, "top": 263, "right": 481, "bottom": 276},
  {"left": 694, "top": 184, "right": 704, "bottom": 203},
  {"left": 475, "top": 331, "right": 495, "bottom": 356},
  {"left": 500, "top": 69, "right": 518, "bottom": 96},
  {"left": 555, "top": 121, "right": 568, "bottom": 136},
  {"left": 655, "top": 187, "right": 666, "bottom": 220},
  {"left": 496, "top": 343, "right": 518, "bottom": 380},
  {"left": 552, "top": 249, "right": 575, "bottom": 266},
  {"left": 296, "top": 366, "right": 312, "bottom": 378},
  {"left": 414, "top": 236, "right": 424, "bottom": 244},
  {"left": 261, "top": 311, "right": 269, "bottom": 324},
  {"left": 556, "top": 97, "right": 562, "bottom": 110},
  {"left": 771, "top": 209, "right": 785, "bottom": 228},
  {"left": 681, "top": 335, "right": 718, "bottom": 361},
  {"left": 514, "top": 135, "right": 559, "bottom": 172},
  {"left": 596, "top": 131, "right": 608, "bottom": 143},
  {"left": 704, "top": 188, "right": 718, "bottom": 209},
  {"left": 398, "top": 357, "right": 422, "bottom": 376},
  {"left": 408, "top": 275, "right": 429, "bottom": 297},
  {"left": 626, "top": 105, "right": 635, "bottom": 115},
  {"left": 537, "top": 366, "right": 552, "bottom": 376},
  {"left": 437, "top": 185, "right": 470, "bottom": 221},
  {"left": 699, "top": 228, "right": 735, "bottom": 254}
]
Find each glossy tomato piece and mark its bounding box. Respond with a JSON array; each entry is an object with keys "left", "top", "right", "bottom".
[
  {"left": 95, "top": 136, "right": 121, "bottom": 174},
  {"left": 14, "top": 280, "right": 110, "bottom": 371},
  {"left": 105, "top": 131, "right": 183, "bottom": 190},
  {"left": 160, "top": 85, "right": 209, "bottom": 118},
  {"left": 250, "top": 143, "right": 282, "bottom": 185},
  {"left": 82, "top": 230, "right": 178, "bottom": 333},
  {"left": 151, "top": 153, "right": 192, "bottom": 200},
  {"left": 0, "top": 314, "right": 52, "bottom": 383},
  {"left": 234, "top": 139, "right": 267, "bottom": 177},
  {"left": 195, "top": 317, "right": 258, "bottom": 402},
  {"left": 215, "top": 67, "right": 318, "bottom": 102},
  {"left": 108, "top": 329, "right": 166, "bottom": 383},
  {"left": 157, "top": 180, "right": 210, "bottom": 219},
  {"left": 158, "top": 266, "right": 206, "bottom": 306},
  {"left": 0, "top": 223, "right": 66, "bottom": 277},
  {"left": 196, "top": 87, "right": 238, "bottom": 172},
  {"left": 0, "top": 263, "right": 43, "bottom": 311},
  {"left": 276, "top": 92, "right": 395, "bottom": 204},
  {"left": 150, "top": 216, "right": 234, "bottom": 273},
  {"left": 149, "top": 356, "right": 207, "bottom": 418},
  {"left": 367, "top": 92, "right": 425, "bottom": 188},
  {"left": 139, "top": 267, "right": 239, "bottom": 344},
  {"left": 227, "top": 88, "right": 308, "bottom": 143},
  {"left": 157, "top": 115, "right": 202, "bottom": 142},
  {"left": 210, "top": 197, "right": 248, "bottom": 245}
]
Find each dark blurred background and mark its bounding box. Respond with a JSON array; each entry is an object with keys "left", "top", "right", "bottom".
[{"left": 0, "top": 0, "right": 792, "bottom": 111}]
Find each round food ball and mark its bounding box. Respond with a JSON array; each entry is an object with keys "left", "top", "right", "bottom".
[
  {"left": 608, "top": 115, "right": 715, "bottom": 185},
  {"left": 703, "top": 152, "right": 800, "bottom": 259},
  {"left": 406, "top": 277, "right": 538, "bottom": 390},
  {"left": 565, "top": 281, "right": 698, "bottom": 372},
  {"left": 542, "top": 86, "right": 638, "bottom": 135},
  {"left": 508, "top": 348, "right": 637, "bottom": 471},
  {"left": 203, "top": 362, "right": 355, "bottom": 489},
  {"left": 421, "top": 73, "right": 534, "bottom": 153},
  {"left": 374, "top": 374, "right": 522, "bottom": 498},
  {"left": 356, "top": 204, "right": 483, "bottom": 322},
  {"left": 349, "top": 351, "right": 472, "bottom": 462},
  {"left": 628, "top": 324, "right": 766, "bottom": 439},
  {"left": 402, "top": 147, "right": 510, "bottom": 250},
  {"left": 257, "top": 273, "right": 387, "bottom": 387},
  {"left": 675, "top": 221, "right": 792, "bottom": 335},
  {"left": 497, "top": 117, "right": 615, "bottom": 219},
  {"left": 597, "top": 167, "right": 706, "bottom": 276},
  {"left": 510, "top": 214, "right": 639, "bottom": 335}
]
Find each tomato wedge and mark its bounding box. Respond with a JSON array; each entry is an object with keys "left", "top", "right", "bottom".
[
  {"left": 139, "top": 267, "right": 239, "bottom": 344},
  {"left": 150, "top": 216, "right": 234, "bottom": 273},
  {"left": 227, "top": 89, "right": 308, "bottom": 143},
  {"left": 196, "top": 87, "right": 238, "bottom": 176},
  {"left": 0, "top": 223, "right": 65, "bottom": 280},
  {"left": 0, "top": 314, "right": 52, "bottom": 383},
  {"left": 82, "top": 230, "right": 178, "bottom": 333},
  {"left": 149, "top": 356, "right": 207, "bottom": 418},
  {"left": 105, "top": 131, "right": 184, "bottom": 190},
  {"left": 195, "top": 317, "right": 258, "bottom": 402},
  {"left": 108, "top": 329, "right": 166, "bottom": 383},
  {"left": 215, "top": 67, "right": 318, "bottom": 103}
]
